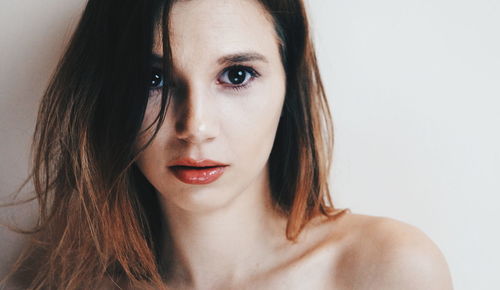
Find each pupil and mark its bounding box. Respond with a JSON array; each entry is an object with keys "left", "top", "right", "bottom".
[
  {"left": 228, "top": 68, "right": 245, "bottom": 84},
  {"left": 151, "top": 69, "right": 162, "bottom": 87}
]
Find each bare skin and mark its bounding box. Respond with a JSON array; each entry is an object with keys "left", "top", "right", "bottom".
[
  {"left": 201, "top": 212, "right": 454, "bottom": 290},
  {"left": 129, "top": 0, "right": 454, "bottom": 289},
  {"left": 100, "top": 212, "right": 453, "bottom": 289}
]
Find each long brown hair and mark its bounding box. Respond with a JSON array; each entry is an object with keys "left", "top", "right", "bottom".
[{"left": 1, "top": 0, "right": 348, "bottom": 288}]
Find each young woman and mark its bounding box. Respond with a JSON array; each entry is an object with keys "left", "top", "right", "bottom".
[{"left": 2, "top": 0, "right": 453, "bottom": 289}]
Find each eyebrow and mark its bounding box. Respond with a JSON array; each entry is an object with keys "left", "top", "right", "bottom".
[
  {"left": 217, "top": 52, "right": 269, "bottom": 65},
  {"left": 150, "top": 51, "right": 269, "bottom": 66}
]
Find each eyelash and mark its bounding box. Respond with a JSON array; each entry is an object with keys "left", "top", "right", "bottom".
[
  {"left": 149, "top": 65, "right": 260, "bottom": 93},
  {"left": 218, "top": 65, "right": 260, "bottom": 91}
]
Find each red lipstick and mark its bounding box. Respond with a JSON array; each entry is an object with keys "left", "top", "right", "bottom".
[{"left": 168, "top": 158, "right": 228, "bottom": 185}]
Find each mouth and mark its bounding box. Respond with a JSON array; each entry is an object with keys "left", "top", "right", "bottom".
[
  {"left": 169, "top": 165, "right": 228, "bottom": 185},
  {"left": 172, "top": 165, "right": 220, "bottom": 169}
]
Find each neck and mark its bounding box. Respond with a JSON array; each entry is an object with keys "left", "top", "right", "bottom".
[{"left": 159, "top": 167, "right": 290, "bottom": 288}]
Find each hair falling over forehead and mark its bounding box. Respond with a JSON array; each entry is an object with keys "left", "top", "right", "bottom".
[{"left": 1, "top": 0, "right": 349, "bottom": 289}]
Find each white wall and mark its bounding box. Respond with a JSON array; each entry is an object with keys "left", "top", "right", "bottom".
[
  {"left": 0, "top": 0, "right": 87, "bottom": 281},
  {"left": 307, "top": 1, "right": 500, "bottom": 289},
  {"left": 1, "top": 1, "right": 499, "bottom": 289}
]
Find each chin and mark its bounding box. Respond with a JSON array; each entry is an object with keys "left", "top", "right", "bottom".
[{"left": 156, "top": 181, "right": 244, "bottom": 214}]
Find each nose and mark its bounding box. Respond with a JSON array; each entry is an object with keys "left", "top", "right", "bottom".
[{"left": 174, "top": 83, "right": 219, "bottom": 144}]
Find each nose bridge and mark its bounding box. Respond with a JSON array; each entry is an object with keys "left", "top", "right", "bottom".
[{"left": 175, "top": 80, "right": 218, "bottom": 143}]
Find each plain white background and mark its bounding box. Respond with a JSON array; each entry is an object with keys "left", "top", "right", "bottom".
[{"left": 1, "top": 1, "right": 499, "bottom": 289}]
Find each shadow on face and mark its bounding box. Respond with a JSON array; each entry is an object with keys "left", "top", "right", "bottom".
[{"left": 134, "top": 0, "right": 287, "bottom": 213}]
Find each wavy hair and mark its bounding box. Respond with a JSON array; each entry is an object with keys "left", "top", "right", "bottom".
[{"left": 1, "top": 0, "right": 348, "bottom": 288}]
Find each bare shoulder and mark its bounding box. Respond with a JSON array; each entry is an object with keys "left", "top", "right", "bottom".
[{"left": 325, "top": 212, "right": 454, "bottom": 290}]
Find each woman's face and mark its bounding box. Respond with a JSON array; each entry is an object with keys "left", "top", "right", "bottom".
[{"left": 135, "top": 0, "right": 286, "bottom": 212}]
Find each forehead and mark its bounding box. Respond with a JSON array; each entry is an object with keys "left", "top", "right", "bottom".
[{"left": 153, "top": 0, "right": 280, "bottom": 66}]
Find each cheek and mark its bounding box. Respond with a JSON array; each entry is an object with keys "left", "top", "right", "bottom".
[
  {"left": 134, "top": 135, "right": 160, "bottom": 177},
  {"left": 134, "top": 96, "right": 168, "bottom": 173},
  {"left": 224, "top": 77, "right": 285, "bottom": 166},
  {"left": 141, "top": 94, "right": 163, "bottom": 131}
]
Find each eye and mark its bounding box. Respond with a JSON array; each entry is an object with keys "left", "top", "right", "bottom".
[
  {"left": 218, "top": 65, "right": 260, "bottom": 91},
  {"left": 150, "top": 67, "right": 164, "bottom": 90}
]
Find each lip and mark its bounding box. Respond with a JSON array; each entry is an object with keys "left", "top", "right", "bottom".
[
  {"left": 168, "top": 158, "right": 228, "bottom": 185},
  {"left": 169, "top": 158, "right": 228, "bottom": 167}
]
